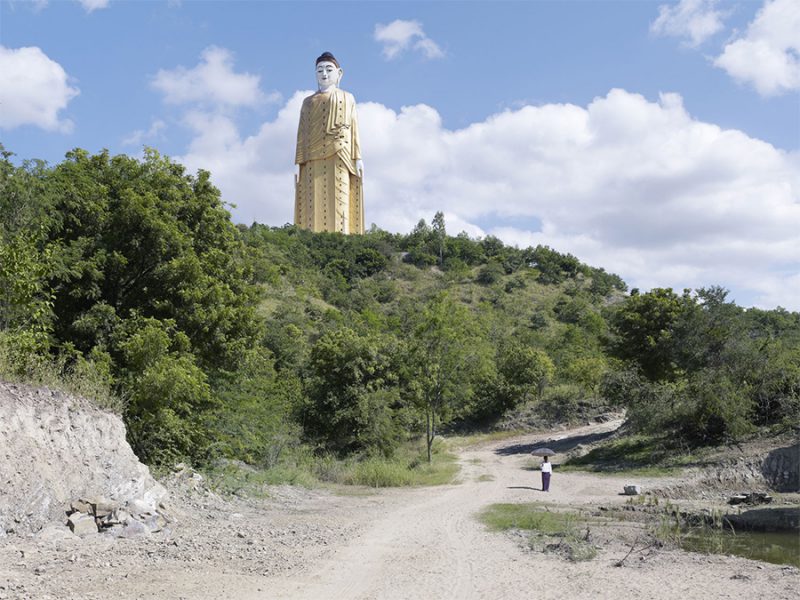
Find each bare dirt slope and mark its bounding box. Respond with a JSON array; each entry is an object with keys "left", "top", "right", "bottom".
[
  {"left": 0, "top": 382, "right": 165, "bottom": 537},
  {"left": 1, "top": 420, "right": 797, "bottom": 600}
]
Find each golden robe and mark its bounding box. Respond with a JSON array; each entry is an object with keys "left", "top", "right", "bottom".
[{"left": 294, "top": 88, "right": 364, "bottom": 234}]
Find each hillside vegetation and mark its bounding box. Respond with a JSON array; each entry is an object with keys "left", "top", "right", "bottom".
[{"left": 1, "top": 147, "right": 798, "bottom": 474}]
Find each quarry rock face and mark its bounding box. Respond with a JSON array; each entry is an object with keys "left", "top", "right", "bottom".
[{"left": 0, "top": 381, "right": 166, "bottom": 536}]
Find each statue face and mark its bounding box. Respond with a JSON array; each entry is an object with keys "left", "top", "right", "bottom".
[{"left": 316, "top": 61, "right": 342, "bottom": 91}]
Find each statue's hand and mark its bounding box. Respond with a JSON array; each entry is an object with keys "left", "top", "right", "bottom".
[{"left": 356, "top": 160, "right": 364, "bottom": 177}]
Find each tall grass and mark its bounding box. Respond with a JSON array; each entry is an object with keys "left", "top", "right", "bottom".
[
  {"left": 316, "top": 442, "right": 460, "bottom": 488},
  {"left": 0, "top": 331, "right": 123, "bottom": 413},
  {"left": 204, "top": 439, "right": 461, "bottom": 494}
]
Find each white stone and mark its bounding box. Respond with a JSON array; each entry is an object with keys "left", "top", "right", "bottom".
[{"left": 67, "top": 513, "right": 97, "bottom": 537}]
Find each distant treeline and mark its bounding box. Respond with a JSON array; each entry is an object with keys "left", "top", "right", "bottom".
[{"left": 1, "top": 147, "right": 797, "bottom": 467}]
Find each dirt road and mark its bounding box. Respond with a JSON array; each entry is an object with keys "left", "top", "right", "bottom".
[{"left": 2, "top": 420, "right": 797, "bottom": 599}]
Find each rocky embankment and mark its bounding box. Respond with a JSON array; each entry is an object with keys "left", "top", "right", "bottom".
[{"left": 0, "top": 382, "right": 166, "bottom": 538}]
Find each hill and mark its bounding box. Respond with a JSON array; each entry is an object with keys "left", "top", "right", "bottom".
[{"left": 1, "top": 147, "right": 798, "bottom": 475}]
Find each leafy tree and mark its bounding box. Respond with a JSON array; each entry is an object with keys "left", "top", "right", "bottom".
[
  {"left": 528, "top": 245, "right": 585, "bottom": 284},
  {"left": 564, "top": 356, "right": 607, "bottom": 398},
  {"left": 302, "top": 328, "right": 401, "bottom": 456},
  {"left": 44, "top": 148, "right": 260, "bottom": 372},
  {"left": 608, "top": 288, "right": 693, "bottom": 381},
  {"left": 498, "top": 342, "right": 554, "bottom": 402},
  {"left": 117, "top": 317, "right": 214, "bottom": 463},
  {"left": 404, "top": 293, "right": 491, "bottom": 462},
  {"left": 446, "top": 232, "right": 485, "bottom": 266},
  {"left": 0, "top": 149, "right": 55, "bottom": 355},
  {"left": 208, "top": 350, "right": 303, "bottom": 467},
  {"left": 431, "top": 211, "right": 446, "bottom": 266}
]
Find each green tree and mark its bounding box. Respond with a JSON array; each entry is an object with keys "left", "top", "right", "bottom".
[
  {"left": 117, "top": 317, "right": 215, "bottom": 464},
  {"left": 431, "top": 211, "right": 446, "bottom": 267},
  {"left": 564, "top": 356, "right": 607, "bottom": 398},
  {"left": 498, "top": 342, "right": 555, "bottom": 402},
  {"left": 608, "top": 288, "right": 693, "bottom": 382},
  {"left": 302, "top": 328, "right": 401, "bottom": 456},
  {"left": 477, "top": 261, "right": 505, "bottom": 285},
  {"left": 405, "top": 293, "right": 490, "bottom": 462},
  {"left": 44, "top": 148, "right": 260, "bottom": 372},
  {"left": 208, "top": 350, "right": 303, "bottom": 467}
]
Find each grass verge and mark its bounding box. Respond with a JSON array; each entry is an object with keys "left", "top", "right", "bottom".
[{"left": 478, "top": 503, "right": 597, "bottom": 561}]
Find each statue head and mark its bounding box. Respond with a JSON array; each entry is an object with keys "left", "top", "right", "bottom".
[{"left": 316, "top": 52, "right": 343, "bottom": 92}]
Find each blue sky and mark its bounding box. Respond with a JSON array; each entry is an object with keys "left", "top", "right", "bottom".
[{"left": 1, "top": 0, "right": 799, "bottom": 309}]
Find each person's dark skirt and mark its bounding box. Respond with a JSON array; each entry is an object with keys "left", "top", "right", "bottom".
[{"left": 542, "top": 472, "right": 551, "bottom": 491}]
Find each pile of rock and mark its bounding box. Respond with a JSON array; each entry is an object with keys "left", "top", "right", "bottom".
[{"left": 66, "top": 497, "right": 171, "bottom": 538}]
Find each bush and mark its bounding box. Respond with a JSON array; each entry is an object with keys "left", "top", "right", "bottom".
[
  {"left": 477, "top": 261, "right": 505, "bottom": 285},
  {"left": 538, "top": 384, "right": 585, "bottom": 422},
  {"left": 678, "top": 371, "right": 753, "bottom": 444}
]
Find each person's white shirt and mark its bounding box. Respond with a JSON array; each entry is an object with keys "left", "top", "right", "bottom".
[{"left": 541, "top": 461, "right": 552, "bottom": 473}]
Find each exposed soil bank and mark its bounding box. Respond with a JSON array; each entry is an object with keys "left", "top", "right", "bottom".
[
  {"left": 0, "top": 382, "right": 165, "bottom": 538},
  {"left": 725, "top": 507, "right": 800, "bottom": 532}
]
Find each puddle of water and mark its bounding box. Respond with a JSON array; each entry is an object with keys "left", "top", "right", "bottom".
[{"left": 681, "top": 529, "right": 800, "bottom": 567}]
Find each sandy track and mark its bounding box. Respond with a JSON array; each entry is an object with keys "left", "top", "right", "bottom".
[
  {"left": 256, "top": 420, "right": 797, "bottom": 600},
  {"left": 2, "top": 420, "right": 797, "bottom": 600}
]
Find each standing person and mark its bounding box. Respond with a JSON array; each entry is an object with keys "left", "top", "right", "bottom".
[
  {"left": 294, "top": 51, "right": 365, "bottom": 234},
  {"left": 541, "top": 456, "right": 552, "bottom": 492}
]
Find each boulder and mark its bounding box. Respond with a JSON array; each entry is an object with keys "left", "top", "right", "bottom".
[
  {"left": 118, "top": 519, "right": 148, "bottom": 539},
  {"left": 69, "top": 499, "right": 93, "bottom": 515},
  {"left": 102, "top": 524, "right": 125, "bottom": 538},
  {"left": 127, "top": 498, "right": 155, "bottom": 516},
  {"left": 623, "top": 485, "right": 642, "bottom": 496},
  {"left": 36, "top": 524, "right": 79, "bottom": 542},
  {"left": 92, "top": 498, "right": 118, "bottom": 518},
  {"left": 67, "top": 513, "right": 97, "bottom": 537}
]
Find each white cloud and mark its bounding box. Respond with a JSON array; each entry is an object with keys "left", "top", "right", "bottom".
[
  {"left": 374, "top": 20, "right": 444, "bottom": 60},
  {"left": 77, "top": 0, "right": 109, "bottom": 12},
  {"left": 172, "top": 88, "right": 800, "bottom": 310},
  {"left": 152, "top": 46, "right": 277, "bottom": 109},
  {"left": 174, "top": 92, "right": 306, "bottom": 225},
  {"left": 651, "top": 0, "right": 726, "bottom": 47},
  {"left": 714, "top": 0, "right": 800, "bottom": 95},
  {"left": 122, "top": 119, "right": 166, "bottom": 147},
  {"left": 0, "top": 45, "right": 79, "bottom": 132}
]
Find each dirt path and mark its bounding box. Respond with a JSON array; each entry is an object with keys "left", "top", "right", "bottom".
[
  {"left": 254, "top": 419, "right": 798, "bottom": 600},
  {"left": 262, "top": 420, "right": 632, "bottom": 599},
  {"left": 211, "top": 420, "right": 797, "bottom": 600},
  {"left": 2, "top": 420, "right": 797, "bottom": 600}
]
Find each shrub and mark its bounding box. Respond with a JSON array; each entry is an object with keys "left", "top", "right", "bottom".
[
  {"left": 539, "top": 384, "right": 585, "bottom": 422},
  {"left": 477, "top": 261, "right": 505, "bottom": 285}
]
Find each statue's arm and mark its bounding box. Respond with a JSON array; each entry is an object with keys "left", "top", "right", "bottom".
[
  {"left": 351, "top": 97, "right": 363, "bottom": 176},
  {"left": 295, "top": 99, "right": 309, "bottom": 166}
]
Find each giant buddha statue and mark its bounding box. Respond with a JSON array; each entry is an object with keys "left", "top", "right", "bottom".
[{"left": 294, "top": 52, "right": 364, "bottom": 234}]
